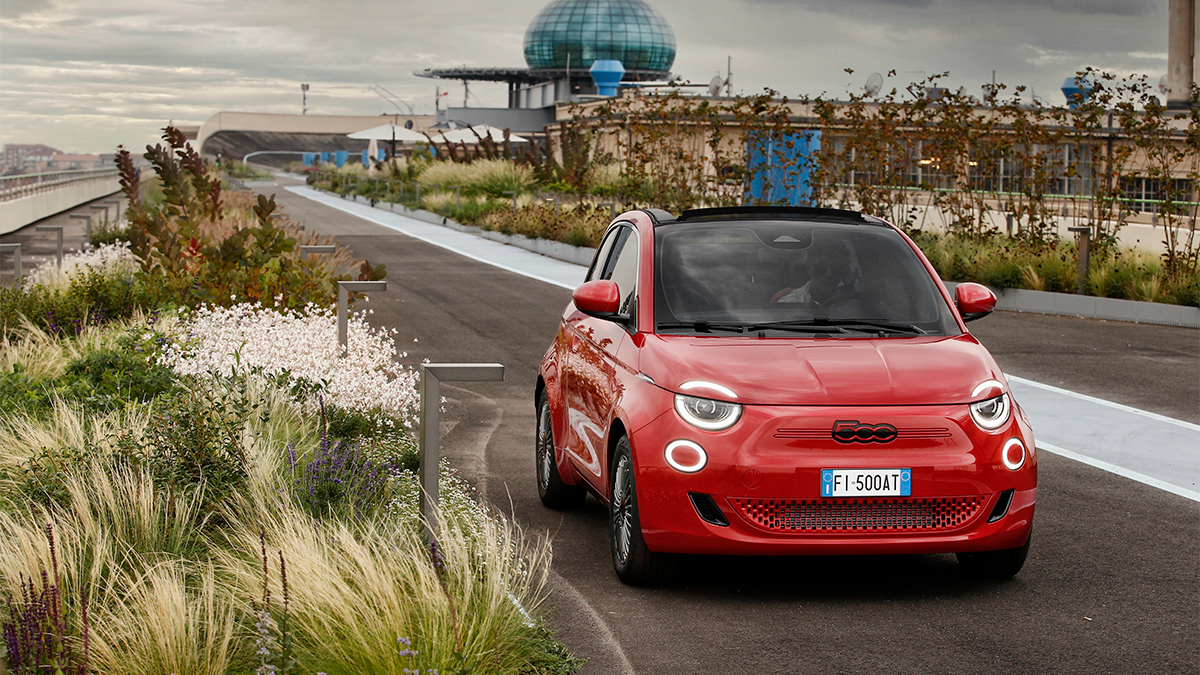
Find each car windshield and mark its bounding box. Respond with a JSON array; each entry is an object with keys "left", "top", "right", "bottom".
[{"left": 653, "top": 219, "right": 960, "bottom": 337}]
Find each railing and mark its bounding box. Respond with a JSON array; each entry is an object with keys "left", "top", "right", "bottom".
[{"left": 0, "top": 168, "right": 120, "bottom": 202}]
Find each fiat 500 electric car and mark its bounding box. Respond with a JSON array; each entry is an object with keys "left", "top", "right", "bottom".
[{"left": 534, "top": 206, "right": 1036, "bottom": 585}]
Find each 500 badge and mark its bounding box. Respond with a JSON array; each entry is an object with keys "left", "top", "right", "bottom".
[{"left": 832, "top": 420, "right": 898, "bottom": 444}]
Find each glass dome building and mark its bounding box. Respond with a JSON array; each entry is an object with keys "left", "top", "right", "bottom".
[{"left": 524, "top": 0, "right": 676, "bottom": 77}]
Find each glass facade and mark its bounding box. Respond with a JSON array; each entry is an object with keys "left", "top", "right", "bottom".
[{"left": 524, "top": 0, "right": 676, "bottom": 74}]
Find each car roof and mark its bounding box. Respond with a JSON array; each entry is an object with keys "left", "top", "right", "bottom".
[{"left": 646, "top": 206, "right": 890, "bottom": 228}]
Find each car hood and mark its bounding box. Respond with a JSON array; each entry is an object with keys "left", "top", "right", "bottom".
[{"left": 639, "top": 334, "right": 1005, "bottom": 406}]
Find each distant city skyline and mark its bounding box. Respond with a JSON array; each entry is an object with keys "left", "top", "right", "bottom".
[{"left": 0, "top": 0, "right": 1174, "bottom": 154}]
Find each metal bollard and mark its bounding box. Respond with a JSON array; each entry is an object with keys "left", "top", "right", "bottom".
[
  {"left": 453, "top": 185, "right": 461, "bottom": 210},
  {"left": 300, "top": 245, "right": 336, "bottom": 259},
  {"left": 89, "top": 204, "right": 109, "bottom": 224},
  {"left": 69, "top": 214, "right": 93, "bottom": 250},
  {"left": 1068, "top": 226, "right": 1090, "bottom": 295},
  {"left": 418, "top": 363, "right": 504, "bottom": 541},
  {"left": 0, "top": 244, "right": 21, "bottom": 280},
  {"left": 503, "top": 190, "right": 518, "bottom": 212},
  {"left": 337, "top": 280, "right": 387, "bottom": 354},
  {"left": 599, "top": 202, "right": 616, "bottom": 219},
  {"left": 36, "top": 225, "right": 64, "bottom": 268},
  {"left": 103, "top": 199, "right": 121, "bottom": 224}
]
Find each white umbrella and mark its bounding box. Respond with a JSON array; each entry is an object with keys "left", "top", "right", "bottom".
[
  {"left": 347, "top": 123, "right": 429, "bottom": 143},
  {"left": 428, "top": 124, "right": 529, "bottom": 145}
]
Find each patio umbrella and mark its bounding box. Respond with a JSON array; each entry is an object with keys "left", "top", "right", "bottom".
[
  {"left": 348, "top": 123, "right": 429, "bottom": 157},
  {"left": 427, "top": 124, "right": 529, "bottom": 145}
]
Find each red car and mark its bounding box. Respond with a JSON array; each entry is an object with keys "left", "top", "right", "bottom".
[{"left": 535, "top": 206, "right": 1036, "bottom": 585}]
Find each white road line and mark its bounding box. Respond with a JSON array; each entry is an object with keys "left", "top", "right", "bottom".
[
  {"left": 1037, "top": 441, "right": 1200, "bottom": 503},
  {"left": 286, "top": 186, "right": 582, "bottom": 290},
  {"left": 1009, "top": 374, "right": 1200, "bottom": 432}
]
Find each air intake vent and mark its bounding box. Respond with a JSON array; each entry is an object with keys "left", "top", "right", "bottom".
[
  {"left": 689, "top": 492, "right": 729, "bottom": 527},
  {"left": 730, "top": 496, "right": 985, "bottom": 533},
  {"left": 987, "top": 489, "right": 1015, "bottom": 523}
]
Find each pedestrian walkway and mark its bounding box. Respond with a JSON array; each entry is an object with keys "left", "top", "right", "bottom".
[{"left": 262, "top": 187, "right": 1200, "bottom": 503}]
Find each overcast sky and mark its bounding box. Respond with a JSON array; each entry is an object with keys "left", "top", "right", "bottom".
[{"left": 0, "top": 0, "right": 1172, "bottom": 154}]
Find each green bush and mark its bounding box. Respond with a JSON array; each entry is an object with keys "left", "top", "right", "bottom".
[
  {"left": 0, "top": 271, "right": 160, "bottom": 338},
  {"left": 479, "top": 203, "right": 609, "bottom": 248}
]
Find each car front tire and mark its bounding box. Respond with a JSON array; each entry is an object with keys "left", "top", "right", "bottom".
[
  {"left": 610, "top": 435, "right": 672, "bottom": 586},
  {"left": 536, "top": 393, "right": 586, "bottom": 509},
  {"left": 957, "top": 532, "right": 1031, "bottom": 579}
]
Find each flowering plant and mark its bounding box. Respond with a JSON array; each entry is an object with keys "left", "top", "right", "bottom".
[{"left": 160, "top": 301, "right": 419, "bottom": 428}]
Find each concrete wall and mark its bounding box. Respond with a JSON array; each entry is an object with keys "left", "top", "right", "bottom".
[{"left": 0, "top": 176, "right": 121, "bottom": 235}]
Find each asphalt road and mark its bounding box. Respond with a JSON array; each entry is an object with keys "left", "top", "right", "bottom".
[{"left": 18, "top": 185, "right": 1193, "bottom": 673}]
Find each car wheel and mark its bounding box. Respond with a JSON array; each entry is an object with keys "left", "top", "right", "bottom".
[
  {"left": 610, "top": 436, "right": 672, "bottom": 586},
  {"left": 957, "top": 532, "right": 1031, "bottom": 579},
  {"left": 536, "top": 393, "right": 586, "bottom": 509}
]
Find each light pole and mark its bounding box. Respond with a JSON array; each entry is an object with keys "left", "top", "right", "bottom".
[{"left": 301, "top": 83, "right": 309, "bottom": 115}]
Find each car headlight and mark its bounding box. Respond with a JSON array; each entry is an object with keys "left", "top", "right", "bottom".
[
  {"left": 674, "top": 394, "right": 742, "bottom": 431},
  {"left": 969, "top": 393, "right": 1011, "bottom": 431}
]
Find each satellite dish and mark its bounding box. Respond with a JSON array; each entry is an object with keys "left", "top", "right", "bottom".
[
  {"left": 709, "top": 75, "right": 724, "bottom": 97},
  {"left": 865, "top": 73, "right": 883, "bottom": 97},
  {"left": 1159, "top": 75, "right": 1169, "bottom": 95}
]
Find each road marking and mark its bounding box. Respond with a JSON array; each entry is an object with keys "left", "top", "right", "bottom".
[
  {"left": 1037, "top": 441, "right": 1200, "bottom": 503},
  {"left": 1009, "top": 374, "right": 1200, "bottom": 432},
  {"left": 547, "top": 570, "right": 637, "bottom": 675},
  {"left": 285, "top": 186, "right": 583, "bottom": 290}
]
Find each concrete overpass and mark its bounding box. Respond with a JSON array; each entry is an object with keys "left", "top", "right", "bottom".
[{"left": 1, "top": 169, "right": 121, "bottom": 235}]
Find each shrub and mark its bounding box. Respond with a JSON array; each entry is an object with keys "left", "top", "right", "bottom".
[
  {"left": 418, "top": 159, "right": 536, "bottom": 198},
  {"left": 478, "top": 203, "right": 609, "bottom": 249}
]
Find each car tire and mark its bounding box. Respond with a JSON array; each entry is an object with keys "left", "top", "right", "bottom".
[
  {"left": 536, "top": 393, "right": 586, "bottom": 509},
  {"left": 957, "top": 532, "right": 1031, "bottom": 579},
  {"left": 610, "top": 435, "right": 673, "bottom": 586}
]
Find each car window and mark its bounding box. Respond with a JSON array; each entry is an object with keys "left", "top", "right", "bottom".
[
  {"left": 606, "top": 229, "right": 639, "bottom": 317},
  {"left": 587, "top": 227, "right": 622, "bottom": 282},
  {"left": 653, "top": 220, "right": 959, "bottom": 336}
]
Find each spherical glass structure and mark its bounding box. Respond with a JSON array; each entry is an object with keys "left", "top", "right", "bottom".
[{"left": 524, "top": 0, "right": 676, "bottom": 75}]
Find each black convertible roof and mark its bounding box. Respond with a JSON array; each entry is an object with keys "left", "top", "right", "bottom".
[{"left": 662, "top": 206, "right": 887, "bottom": 227}]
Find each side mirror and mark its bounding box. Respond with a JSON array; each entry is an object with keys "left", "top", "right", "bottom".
[
  {"left": 573, "top": 280, "right": 625, "bottom": 320},
  {"left": 955, "top": 282, "right": 996, "bottom": 322}
]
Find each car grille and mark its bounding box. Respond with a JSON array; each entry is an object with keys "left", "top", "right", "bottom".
[{"left": 729, "top": 496, "right": 986, "bottom": 533}]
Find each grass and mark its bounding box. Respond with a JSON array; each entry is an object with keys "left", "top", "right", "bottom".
[{"left": 909, "top": 231, "right": 1200, "bottom": 307}]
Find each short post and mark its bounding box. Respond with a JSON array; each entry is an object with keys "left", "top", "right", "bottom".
[
  {"left": 89, "top": 204, "right": 109, "bottom": 224},
  {"left": 419, "top": 363, "right": 505, "bottom": 542},
  {"left": 1005, "top": 213, "right": 1014, "bottom": 237},
  {"left": 503, "top": 191, "right": 518, "bottom": 212},
  {"left": 36, "top": 225, "right": 64, "bottom": 268},
  {"left": 598, "top": 202, "right": 616, "bottom": 219},
  {"left": 415, "top": 184, "right": 422, "bottom": 203},
  {"left": 453, "top": 185, "right": 461, "bottom": 210},
  {"left": 103, "top": 199, "right": 121, "bottom": 224},
  {"left": 0, "top": 243, "right": 20, "bottom": 280},
  {"left": 337, "top": 280, "right": 387, "bottom": 355},
  {"left": 1068, "top": 226, "right": 1090, "bottom": 295},
  {"left": 69, "top": 214, "right": 93, "bottom": 249},
  {"left": 300, "top": 245, "right": 336, "bottom": 259}
]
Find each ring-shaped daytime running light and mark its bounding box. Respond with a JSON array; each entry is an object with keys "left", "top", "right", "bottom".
[
  {"left": 972, "top": 379, "right": 1005, "bottom": 399},
  {"left": 674, "top": 394, "right": 742, "bottom": 431},
  {"left": 665, "top": 440, "right": 707, "bottom": 473},
  {"left": 970, "top": 393, "right": 1011, "bottom": 431},
  {"left": 1002, "top": 438, "right": 1026, "bottom": 471}
]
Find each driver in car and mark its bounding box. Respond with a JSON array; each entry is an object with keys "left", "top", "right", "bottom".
[{"left": 771, "top": 239, "right": 853, "bottom": 306}]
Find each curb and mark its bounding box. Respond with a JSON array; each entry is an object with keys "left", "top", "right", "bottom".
[
  {"left": 944, "top": 282, "right": 1199, "bottom": 329},
  {"left": 337, "top": 191, "right": 599, "bottom": 267},
  {"left": 327, "top": 189, "right": 1197, "bottom": 329}
]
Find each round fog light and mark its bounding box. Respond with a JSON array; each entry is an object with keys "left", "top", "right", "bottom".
[
  {"left": 1002, "top": 438, "right": 1026, "bottom": 471},
  {"left": 665, "top": 440, "right": 707, "bottom": 473}
]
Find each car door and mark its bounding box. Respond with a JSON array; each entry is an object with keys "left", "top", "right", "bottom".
[{"left": 562, "top": 224, "right": 640, "bottom": 492}]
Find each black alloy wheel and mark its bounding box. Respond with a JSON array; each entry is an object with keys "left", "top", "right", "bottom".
[
  {"left": 610, "top": 435, "right": 672, "bottom": 585},
  {"left": 536, "top": 393, "right": 585, "bottom": 509}
]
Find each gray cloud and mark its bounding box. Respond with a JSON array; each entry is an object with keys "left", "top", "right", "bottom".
[{"left": 0, "top": 0, "right": 1172, "bottom": 153}]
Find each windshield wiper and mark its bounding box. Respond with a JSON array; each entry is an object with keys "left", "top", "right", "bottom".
[
  {"left": 656, "top": 321, "right": 746, "bottom": 334},
  {"left": 748, "top": 318, "right": 926, "bottom": 335}
]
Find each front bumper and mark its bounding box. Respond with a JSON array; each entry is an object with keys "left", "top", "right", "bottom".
[{"left": 633, "top": 402, "right": 1037, "bottom": 556}]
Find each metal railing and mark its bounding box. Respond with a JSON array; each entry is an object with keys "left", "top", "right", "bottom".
[{"left": 0, "top": 168, "right": 120, "bottom": 202}]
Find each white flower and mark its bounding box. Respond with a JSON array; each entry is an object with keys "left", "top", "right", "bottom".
[{"left": 160, "top": 302, "right": 420, "bottom": 428}]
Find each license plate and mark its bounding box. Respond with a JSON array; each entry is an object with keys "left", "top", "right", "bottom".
[{"left": 821, "top": 468, "right": 911, "bottom": 497}]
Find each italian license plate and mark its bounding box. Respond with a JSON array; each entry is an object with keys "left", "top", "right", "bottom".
[{"left": 821, "top": 468, "right": 911, "bottom": 497}]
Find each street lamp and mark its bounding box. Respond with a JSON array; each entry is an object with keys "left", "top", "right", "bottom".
[{"left": 301, "top": 83, "right": 309, "bottom": 115}]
